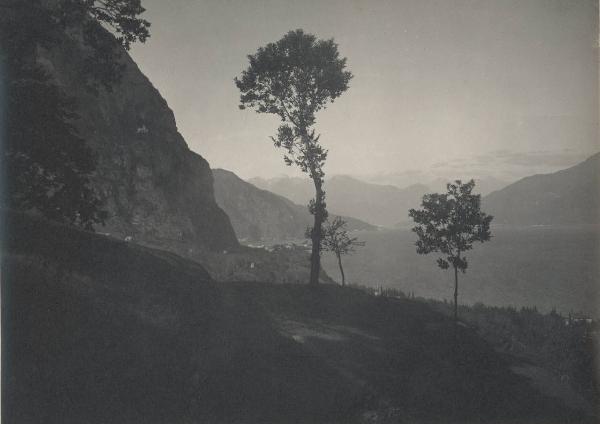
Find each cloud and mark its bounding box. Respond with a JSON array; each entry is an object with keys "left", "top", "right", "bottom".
[
  {"left": 432, "top": 148, "right": 592, "bottom": 173},
  {"left": 354, "top": 148, "right": 596, "bottom": 194}
]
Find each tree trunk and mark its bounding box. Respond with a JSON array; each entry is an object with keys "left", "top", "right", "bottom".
[
  {"left": 453, "top": 263, "right": 459, "bottom": 351},
  {"left": 337, "top": 252, "right": 345, "bottom": 286},
  {"left": 300, "top": 128, "right": 325, "bottom": 287},
  {"left": 452, "top": 263, "right": 460, "bottom": 416},
  {"left": 453, "top": 264, "right": 458, "bottom": 324},
  {"left": 309, "top": 178, "right": 324, "bottom": 286}
]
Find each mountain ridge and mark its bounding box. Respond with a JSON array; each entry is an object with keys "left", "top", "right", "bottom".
[
  {"left": 484, "top": 153, "right": 600, "bottom": 226},
  {"left": 213, "top": 168, "right": 376, "bottom": 242},
  {"left": 249, "top": 174, "right": 430, "bottom": 227}
]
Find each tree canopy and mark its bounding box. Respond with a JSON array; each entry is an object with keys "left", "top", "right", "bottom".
[
  {"left": 409, "top": 180, "right": 493, "bottom": 273},
  {"left": 409, "top": 180, "right": 493, "bottom": 325},
  {"left": 235, "top": 29, "right": 352, "bottom": 129},
  {"left": 5, "top": 65, "right": 107, "bottom": 229},
  {"left": 2, "top": 0, "right": 150, "bottom": 89},
  {"left": 235, "top": 28, "right": 352, "bottom": 179}
]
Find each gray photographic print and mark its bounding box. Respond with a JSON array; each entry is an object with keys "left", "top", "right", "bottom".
[{"left": 1, "top": 1, "right": 598, "bottom": 423}]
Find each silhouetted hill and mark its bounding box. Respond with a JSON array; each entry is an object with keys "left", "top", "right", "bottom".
[
  {"left": 484, "top": 153, "right": 600, "bottom": 225},
  {"left": 214, "top": 169, "right": 375, "bottom": 242},
  {"left": 2, "top": 212, "right": 586, "bottom": 424},
  {"left": 250, "top": 175, "right": 429, "bottom": 227}
]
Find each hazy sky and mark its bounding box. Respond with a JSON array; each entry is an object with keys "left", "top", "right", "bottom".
[{"left": 130, "top": 0, "right": 598, "bottom": 182}]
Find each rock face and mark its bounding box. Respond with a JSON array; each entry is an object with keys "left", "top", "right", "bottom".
[
  {"left": 40, "top": 32, "right": 238, "bottom": 253},
  {"left": 213, "top": 169, "right": 309, "bottom": 242},
  {"left": 484, "top": 153, "right": 599, "bottom": 226},
  {"left": 213, "top": 169, "right": 376, "bottom": 242}
]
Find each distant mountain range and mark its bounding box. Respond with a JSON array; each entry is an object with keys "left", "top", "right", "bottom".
[
  {"left": 249, "top": 175, "right": 429, "bottom": 227},
  {"left": 484, "top": 153, "right": 599, "bottom": 226},
  {"left": 248, "top": 176, "right": 315, "bottom": 206},
  {"left": 360, "top": 174, "right": 510, "bottom": 197},
  {"left": 249, "top": 154, "right": 599, "bottom": 228},
  {"left": 213, "top": 169, "right": 375, "bottom": 242}
]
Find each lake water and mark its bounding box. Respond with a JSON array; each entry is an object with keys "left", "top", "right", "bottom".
[{"left": 321, "top": 226, "right": 599, "bottom": 317}]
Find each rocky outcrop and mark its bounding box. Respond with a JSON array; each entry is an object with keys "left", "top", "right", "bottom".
[{"left": 39, "top": 30, "right": 238, "bottom": 253}]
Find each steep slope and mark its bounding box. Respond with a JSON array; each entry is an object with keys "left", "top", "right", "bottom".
[
  {"left": 213, "top": 169, "right": 375, "bottom": 242},
  {"left": 484, "top": 153, "right": 599, "bottom": 226},
  {"left": 250, "top": 175, "right": 429, "bottom": 227},
  {"left": 249, "top": 175, "right": 316, "bottom": 206},
  {"left": 39, "top": 27, "right": 238, "bottom": 253},
  {"left": 2, "top": 212, "right": 586, "bottom": 424}
]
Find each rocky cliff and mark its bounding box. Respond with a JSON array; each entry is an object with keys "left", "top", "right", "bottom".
[{"left": 39, "top": 30, "right": 238, "bottom": 253}]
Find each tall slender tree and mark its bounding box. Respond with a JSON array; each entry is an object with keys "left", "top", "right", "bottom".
[
  {"left": 235, "top": 29, "right": 352, "bottom": 285},
  {"left": 409, "top": 180, "right": 493, "bottom": 326}
]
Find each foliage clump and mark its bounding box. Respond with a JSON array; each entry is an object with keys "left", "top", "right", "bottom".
[{"left": 1, "top": 0, "right": 150, "bottom": 229}]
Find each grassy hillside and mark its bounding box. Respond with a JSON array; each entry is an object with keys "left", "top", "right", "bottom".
[
  {"left": 2, "top": 213, "right": 590, "bottom": 423},
  {"left": 426, "top": 300, "right": 598, "bottom": 411}
]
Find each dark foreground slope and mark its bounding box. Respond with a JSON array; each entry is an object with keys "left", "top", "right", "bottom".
[{"left": 2, "top": 214, "right": 589, "bottom": 424}]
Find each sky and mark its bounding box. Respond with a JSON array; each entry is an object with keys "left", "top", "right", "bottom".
[{"left": 129, "top": 0, "right": 599, "bottom": 184}]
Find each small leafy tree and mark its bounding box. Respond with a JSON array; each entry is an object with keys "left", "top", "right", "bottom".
[
  {"left": 235, "top": 29, "right": 352, "bottom": 285},
  {"left": 409, "top": 180, "right": 493, "bottom": 325},
  {"left": 2, "top": 0, "right": 150, "bottom": 89},
  {"left": 5, "top": 65, "right": 108, "bottom": 229},
  {"left": 322, "top": 217, "right": 365, "bottom": 286}
]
